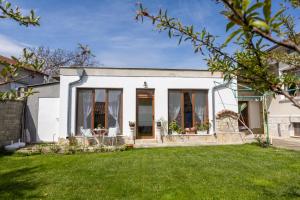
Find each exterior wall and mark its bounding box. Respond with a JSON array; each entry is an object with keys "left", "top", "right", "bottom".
[
  {"left": 59, "top": 71, "right": 238, "bottom": 140},
  {"left": 162, "top": 132, "right": 249, "bottom": 145},
  {"left": 217, "top": 116, "right": 239, "bottom": 133},
  {"left": 25, "top": 83, "right": 60, "bottom": 142},
  {"left": 0, "top": 101, "right": 24, "bottom": 147},
  {"left": 268, "top": 95, "right": 300, "bottom": 138},
  {"left": 0, "top": 65, "right": 46, "bottom": 91},
  {"left": 248, "top": 101, "right": 262, "bottom": 129}
]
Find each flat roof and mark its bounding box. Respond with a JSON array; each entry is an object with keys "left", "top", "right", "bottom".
[{"left": 60, "top": 67, "right": 223, "bottom": 78}]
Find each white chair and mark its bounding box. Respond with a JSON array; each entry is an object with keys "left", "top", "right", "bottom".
[
  {"left": 103, "top": 127, "right": 119, "bottom": 146},
  {"left": 80, "top": 127, "right": 100, "bottom": 146}
]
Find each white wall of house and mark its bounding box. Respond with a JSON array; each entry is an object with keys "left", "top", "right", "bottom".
[
  {"left": 59, "top": 69, "right": 238, "bottom": 139},
  {"left": 37, "top": 98, "right": 60, "bottom": 142}
]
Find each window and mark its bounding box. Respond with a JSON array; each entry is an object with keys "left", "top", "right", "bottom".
[
  {"left": 168, "top": 90, "right": 208, "bottom": 133},
  {"left": 283, "top": 69, "right": 300, "bottom": 97},
  {"left": 294, "top": 123, "right": 300, "bottom": 137},
  {"left": 76, "top": 89, "right": 122, "bottom": 135}
]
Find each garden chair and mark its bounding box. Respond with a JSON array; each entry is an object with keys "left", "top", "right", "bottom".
[
  {"left": 80, "top": 127, "right": 101, "bottom": 146},
  {"left": 103, "top": 127, "right": 118, "bottom": 146}
]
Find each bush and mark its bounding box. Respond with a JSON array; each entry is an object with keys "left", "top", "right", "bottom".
[
  {"left": 255, "top": 134, "right": 270, "bottom": 148},
  {"left": 68, "top": 136, "right": 78, "bottom": 146}
]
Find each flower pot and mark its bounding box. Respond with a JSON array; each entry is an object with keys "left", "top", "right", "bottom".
[
  {"left": 172, "top": 131, "right": 179, "bottom": 135},
  {"left": 197, "top": 130, "right": 208, "bottom": 135}
]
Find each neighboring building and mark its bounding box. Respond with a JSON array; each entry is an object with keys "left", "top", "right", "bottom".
[
  {"left": 53, "top": 67, "right": 242, "bottom": 145},
  {"left": 0, "top": 55, "right": 48, "bottom": 91},
  {"left": 237, "top": 44, "right": 300, "bottom": 139},
  {"left": 266, "top": 45, "right": 300, "bottom": 138}
]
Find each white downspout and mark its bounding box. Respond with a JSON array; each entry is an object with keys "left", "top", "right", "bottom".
[
  {"left": 212, "top": 81, "right": 231, "bottom": 134},
  {"left": 67, "top": 69, "right": 85, "bottom": 137}
]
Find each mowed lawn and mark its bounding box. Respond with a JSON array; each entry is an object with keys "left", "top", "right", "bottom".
[{"left": 1, "top": 145, "right": 300, "bottom": 200}]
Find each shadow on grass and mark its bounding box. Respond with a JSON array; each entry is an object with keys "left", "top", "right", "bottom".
[{"left": 0, "top": 166, "right": 44, "bottom": 199}]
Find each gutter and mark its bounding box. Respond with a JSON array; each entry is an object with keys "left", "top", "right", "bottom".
[
  {"left": 212, "top": 80, "right": 231, "bottom": 134},
  {"left": 67, "top": 69, "right": 85, "bottom": 137}
]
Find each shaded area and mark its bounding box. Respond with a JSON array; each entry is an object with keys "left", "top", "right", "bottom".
[{"left": 0, "top": 166, "right": 43, "bottom": 199}]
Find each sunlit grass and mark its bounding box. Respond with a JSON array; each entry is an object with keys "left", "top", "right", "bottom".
[{"left": 0, "top": 144, "right": 299, "bottom": 200}]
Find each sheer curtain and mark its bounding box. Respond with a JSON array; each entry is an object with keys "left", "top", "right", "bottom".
[
  {"left": 169, "top": 91, "right": 181, "bottom": 122},
  {"left": 108, "top": 90, "right": 121, "bottom": 130},
  {"left": 194, "top": 91, "right": 207, "bottom": 124},
  {"left": 82, "top": 90, "right": 93, "bottom": 129}
]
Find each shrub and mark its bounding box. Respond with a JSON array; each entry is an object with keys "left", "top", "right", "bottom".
[{"left": 68, "top": 136, "right": 78, "bottom": 146}]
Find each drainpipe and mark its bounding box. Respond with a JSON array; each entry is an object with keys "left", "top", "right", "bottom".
[
  {"left": 67, "top": 68, "right": 85, "bottom": 137},
  {"left": 212, "top": 80, "right": 231, "bottom": 134}
]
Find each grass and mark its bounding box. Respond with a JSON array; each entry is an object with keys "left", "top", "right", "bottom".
[{"left": 0, "top": 144, "right": 300, "bottom": 200}]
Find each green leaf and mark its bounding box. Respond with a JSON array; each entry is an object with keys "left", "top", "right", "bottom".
[
  {"left": 263, "top": 0, "right": 271, "bottom": 23},
  {"left": 270, "top": 9, "right": 284, "bottom": 23},
  {"left": 168, "top": 29, "right": 172, "bottom": 38},
  {"left": 242, "top": 0, "right": 250, "bottom": 11},
  {"left": 223, "top": 29, "right": 241, "bottom": 47},
  {"left": 226, "top": 21, "right": 235, "bottom": 32},
  {"left": 250, "top": 20, "right": 270, "bottom": 31},
  {"left": 246, "top": 2, "right": 264, "bottom": 14},
  {"left": 178, "top": 35, "right": 183, "bottom": 45}
]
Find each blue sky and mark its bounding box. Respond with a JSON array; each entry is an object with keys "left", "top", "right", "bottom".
[{"left": 0, "top": 0, "right": 299, "bottom": 69}]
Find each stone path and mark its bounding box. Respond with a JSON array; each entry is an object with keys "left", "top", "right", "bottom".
[{"left": 272, "top": 138, "right": 300, "bottom": 151}]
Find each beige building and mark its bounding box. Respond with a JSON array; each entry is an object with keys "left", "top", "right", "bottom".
[
  {"left": 0, "top": 55, "right": 49, "bottom": 91},
  {"left": 238, "top": 45, "right": 300, "bottom": 139}
]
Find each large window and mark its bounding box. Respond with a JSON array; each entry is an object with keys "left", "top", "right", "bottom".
[
  {"left": 168, "top": 90, "right": 208, "bottom": 132},
  {"left": 76, "top": 88, "right": 122, "bottom": 135}
]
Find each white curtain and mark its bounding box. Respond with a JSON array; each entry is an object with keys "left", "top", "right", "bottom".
[
  {"left": 169, "top": 92, "right": 181, "bottom": 121},
  {"left": 108, "top": 90, "right": 121, "bottom": 130},
  {"left": 194, "top": 92, "right": 207, "bottom": 124},
  {"left": 82, "top": 91, "right": 92, "bottom": 129}
]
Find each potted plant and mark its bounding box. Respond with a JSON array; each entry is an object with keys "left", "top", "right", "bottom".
[
  {"left": 197, "top": 122, "right": 211, "bottom": 135},
  {"left": 129, "top": 121, "right": 135, "bottom": 128},
  {"left": 128, "top": 121, "right": 136, "bottom": 140},
  {"left": 169, "top": 120, "right": 183, "bottom": 135},
  {"left": 97, "top": 124, "right": 104, "bottom": 129}
]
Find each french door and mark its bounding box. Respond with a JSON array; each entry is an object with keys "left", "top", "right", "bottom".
[{"left": 136, "top": 89, "right": 155, "bottom": 139}]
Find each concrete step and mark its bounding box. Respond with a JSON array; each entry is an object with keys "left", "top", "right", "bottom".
[
  {"left": 272, "top": 138, "right": 300, "bottom": 151},
  {"left": 134, "top": 139, "right": 158, "bottom": 144}
]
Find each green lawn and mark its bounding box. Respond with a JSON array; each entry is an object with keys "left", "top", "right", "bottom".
[{"left": 0, "top": 144, "right": 300, "bottom": 200}]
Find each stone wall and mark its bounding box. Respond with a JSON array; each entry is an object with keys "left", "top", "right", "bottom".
[
  {"left": 268, "top": 116, "right": 300, "bottom": 138},
  {"left": 0, "top": 101, "right": 24, "bottom": 147},
  {"left": 216, "top": 110, "right": 239, "bottom": 133}
]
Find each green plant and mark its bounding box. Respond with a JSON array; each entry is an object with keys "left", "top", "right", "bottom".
[
  {"left": 129, "top": 121, "right": 135, "bottom": 127},
  {"left": 136, "top": 1, "right": 300, "bottom": 109},
  {"left": 97, "top": 124, "right": 104, "bottom": 129},
  {"left": 255, "top": 134, "right": 270, "bottom": 148},
  {"left": 169, "top": 120, "right": 183, "bottom": 134},
  {"left": 50, "top": 144, "right": 61, "bottom": 153},
  {"left": 197, "top": 122, "right": 211, "bottom": 132},
  {"left": 68, "top": 136, "right": 78, "bottom": 146}
]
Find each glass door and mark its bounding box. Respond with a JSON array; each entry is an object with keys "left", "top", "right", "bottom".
[{"left": 136, "top": 89, "right": 154, "bottom": 139}]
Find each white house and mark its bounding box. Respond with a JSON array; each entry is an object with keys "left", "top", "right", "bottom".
[{"left": 54, "top": 67, "right": 244, "bottom": 146}]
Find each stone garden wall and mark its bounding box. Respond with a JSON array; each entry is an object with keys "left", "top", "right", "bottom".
[
  {"left": 216, "top": 109, "right": 239, "bottom": 133},
  {"left": 0, "top": 101, "right": 24, "bottom": 147},
  {"left": 268, "top": 116, "right": 300, "bottom": 138}
]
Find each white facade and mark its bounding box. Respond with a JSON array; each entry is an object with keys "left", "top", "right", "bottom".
[
  {"left": 37, "top": 98, "right": 60, "bottom": 142},
  {"left": 59, "top": 67, "right": 238, "bottom": 140}
]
